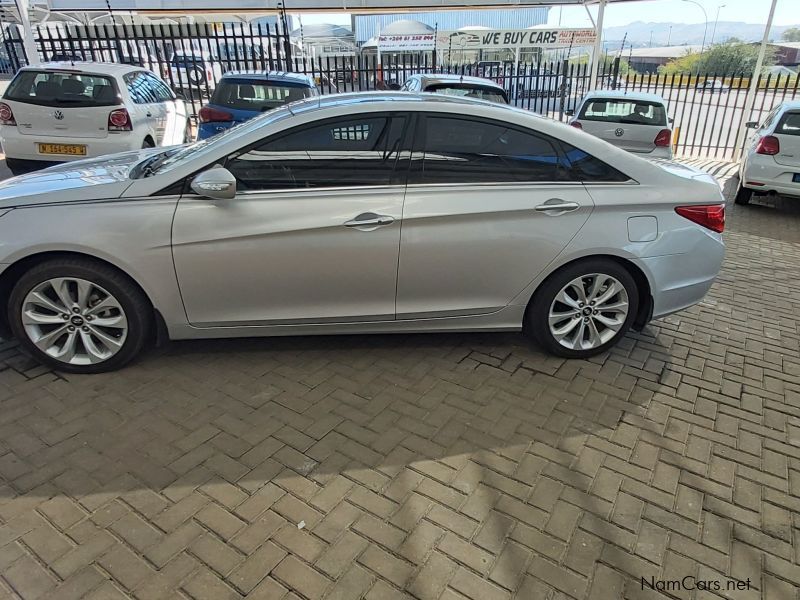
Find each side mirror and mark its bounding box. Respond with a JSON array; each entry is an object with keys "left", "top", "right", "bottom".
[
  {"left": 745, "top": 121, "right": 758, "bottom": 129},
  {"left": 190, "top": 166, "right": 236, "bottom": 200},
  {"left": 564, "top": 109, "right": 574, "bottom": 116}
]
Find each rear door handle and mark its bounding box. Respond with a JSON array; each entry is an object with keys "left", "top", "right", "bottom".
[
  {"left": 344, "top": 212, "right": 394, "bottom": 228},
  {"left": 534, "top": 200, "right": 580, "bottom": 214}
]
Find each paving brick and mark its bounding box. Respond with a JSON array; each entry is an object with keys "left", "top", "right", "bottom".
[{"left": 272, "top": 555, "right": 331, "bottom": 600}]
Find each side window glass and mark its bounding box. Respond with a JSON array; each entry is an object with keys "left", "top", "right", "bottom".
[
  {"left": 415, "top": 115, "right": 564, "bottom": 184},
  {"left": 560, "top": 142, "right": 631, "bottom": 182},
  {"left": 144, "top": 73, "right": 174, "bottom": 102},
  {"left": 226, "top": 115, "right": 407, "bottom": 191}
]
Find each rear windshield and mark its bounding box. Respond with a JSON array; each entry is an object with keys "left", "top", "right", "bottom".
[
  {"left": 210, "top": 80, "right": 311, "bottom": 111},
  {"left": 427, "top": 84, "right": 508, "bottom": 104},
  {"left": 5, "top": 70, "right": 119, "bottom": 107},
  {"left": 579, "top": 99, "right": 667, "bottom": 126},
  {"left": 776, "top": 111, "right": 800, "bottom": 136}
]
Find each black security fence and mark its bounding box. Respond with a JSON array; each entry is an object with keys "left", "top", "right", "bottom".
[{"left": 2, "top": 22, "right": 799, "bottom": 160}]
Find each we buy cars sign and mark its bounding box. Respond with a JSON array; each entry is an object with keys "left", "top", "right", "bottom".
[{"left": 444, "top": 28, "right": 597, "bottom": 50}]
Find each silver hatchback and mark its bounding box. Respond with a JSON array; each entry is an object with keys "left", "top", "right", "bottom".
[{"left": 0, "top": 93, "right": 725, "bottom": 373}]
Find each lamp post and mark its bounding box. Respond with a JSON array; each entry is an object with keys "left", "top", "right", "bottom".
[
  {"left": 681, "top": 0, "right": 709, "bottom": 52},
  {"left": 710, "top": 4, "right": 726, "bottom": 46}
]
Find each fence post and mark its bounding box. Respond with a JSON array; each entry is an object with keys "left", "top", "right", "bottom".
[{"left": 611, "top": 56, "right": 620, "bottom": 90}]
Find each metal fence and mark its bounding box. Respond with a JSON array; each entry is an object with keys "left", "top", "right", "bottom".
[{"left": 3, "top": 22, "right": 799, "bottom": 161}]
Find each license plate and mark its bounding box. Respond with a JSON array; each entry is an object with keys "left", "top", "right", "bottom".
[
  {"left": 793, "top": 173, "right": 800, "bottom": 183},
  {"left": 38, "top": 143, "right": 87, "bottom": 156}
]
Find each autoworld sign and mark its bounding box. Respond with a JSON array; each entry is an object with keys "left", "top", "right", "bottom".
[{"left": 378, "top": 28, "right": 597, "bottom": 52}]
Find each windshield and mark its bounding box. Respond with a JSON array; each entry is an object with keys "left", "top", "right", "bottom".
[
  {"left": 5, "top": 70, "right": 120, "bottom": 107},
  {"left": 210, "top": 79, "right": 311, "bottom": 111},
  {"left": 578, "top": 99, "right": 667, "bottom": 126},
  {"left": 140, "top": 103, "right": 297, "bottom": 177},
  {"left": 427, "top": 84, "right": 508, "bottom": 104}
]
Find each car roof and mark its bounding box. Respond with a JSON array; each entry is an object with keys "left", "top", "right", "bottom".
[
  {"left": 580, "top": 90, "right": 667, "bottom": 104},
  {"left": 776, "top": 100, "right": 800, "bottom": 112},
  {"left": 221, "top": 71, "right": 316, "bottom": 86},
  {"left": 409, "top": 73, "right": 504, "bottom": 90},
  {"left": 20, "top": 62, "right": 140, "bottom": 77}
]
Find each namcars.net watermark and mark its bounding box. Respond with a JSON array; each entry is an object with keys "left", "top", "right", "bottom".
[{"left": 642, "top": 576, "right": 752, "bottom": 593}]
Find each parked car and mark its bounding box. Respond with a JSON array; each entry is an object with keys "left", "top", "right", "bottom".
[
  {"left": 198, "top": 71, "right": 319, "bottom": 139},
  {"left": 735, "top": 100, "right": 800, "bottom": 205},
  {"left": 518, "top": 69, "right": 570, "bottom": 99},
  {"left": 168, "top": 50, "right": 223, "bottom": 93},
  {"left": 696, "top": 79, "right": 730, "bottom": 93},
  {"left": 0, "top": 92, "right": 725, "bottom": 373},
  {"left": 0, "top": 62, "right": 190, "bottom": 175},
  {"left": 401, "top": 73, "right": 509, "bottom": 104},
  {"left": 567, "top": 91, "right": 673, "bottom": 159}
]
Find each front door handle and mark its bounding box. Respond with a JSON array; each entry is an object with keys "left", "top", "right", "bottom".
[
  {"left": 534, "top": 199, "right": 581, "bottom": 214},
  {"left": 344, "top": 212, "right": 395, "bottom": 228}
]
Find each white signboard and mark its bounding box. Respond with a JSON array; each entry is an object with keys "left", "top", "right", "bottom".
[
  {"left": 446, "top": 28, "right": 597, "bottom": 50},
  {"left": 378, "top": 28, "right": 597, "bottom": 52}
]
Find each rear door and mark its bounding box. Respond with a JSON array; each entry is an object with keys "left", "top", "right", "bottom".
[
  {"left": 578, "top": 98, "right": 666, "bottom": 154},
  {"left": 772, "top": 110, "right": 800, "bottom": 169},
  {"left": 144, "top": 72, "right": 183, "bottom": 144},
  {"left": 124, "top": 71, "right": 166, "bottom": 143},
  {"left": 3, "top": 69, "right": 120, "bottom": 140},
  {"left": 396, "top": 113, "right": 594, "bottom": 319}
]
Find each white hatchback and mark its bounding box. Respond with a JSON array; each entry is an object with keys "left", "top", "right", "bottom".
[
  {"left": 567, "top": 91, "right": 673, "bottom": 159},
  {"left": 736, "top": 101, "right": 800, "bottom": 205},
  {"left": 0, "top": 62, "right": 190, "bottom": 175}
]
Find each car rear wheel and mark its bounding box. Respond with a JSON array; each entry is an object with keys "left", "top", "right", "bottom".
[
  {"left": 8, "top": 259, "right": 151, "bottom": 373},
  {"left": 526, "top": 259, "right": 639, "bottom": 359},
  {"left": 183, "top": 120, "right": 193, "bottom": 143},
  {"left": 734, "top": 182, "right": 752, "bottom": 205}
]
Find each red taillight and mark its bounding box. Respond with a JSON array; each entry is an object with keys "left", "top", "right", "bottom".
[
  {"left": 654, "top": 128, "right": 672, "bottom": 147},
  {"left": 675, "top": 204, "right": 725, "bottom": 233},
  {"left": 569, "top": 120, "right": 582, "bottom": 129},
  {"left": 199, "top": 105, "right": 233, "bottom": 123},
  {"left": 755, "top": 135, "right": 780, "bottom": 155},
  {"left": 0, "top": 102, "right": 15, "bottom": 126},
  {"left": 108, "top": 108, "right": 132, "bottom": 132}
]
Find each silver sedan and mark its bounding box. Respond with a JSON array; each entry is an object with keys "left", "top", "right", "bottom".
[{"left": 0, "top": 92, "right": 725, "bottom": 373}]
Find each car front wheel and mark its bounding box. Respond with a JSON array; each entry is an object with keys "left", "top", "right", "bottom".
[
  {"left": 734, "top": 182, "right": 752, "bottom": 205},
  {"left": 527, "top": 259, "right": 639, "bottom": 359},
  {"left": 8, "top": 258, "right": 151, "bottom": 373}
]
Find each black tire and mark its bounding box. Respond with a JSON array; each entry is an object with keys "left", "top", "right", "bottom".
[
  {"left": 8, "top": 258, "right": 152, "bottom": 373},
  {"left": 188, "top": 66, "right": 206, "bottom": 86},
  {"left": 734, "top": 183, "right": 752, "bottom": 205},
  {"left": 142, "top": 138, "right": 155, "bottom": 149},
  {"left": 526, "top": 259, "right": 639, "bottom": 359},
  {"left": 183, "top": 120, "right": 193, "bottom": 144}
]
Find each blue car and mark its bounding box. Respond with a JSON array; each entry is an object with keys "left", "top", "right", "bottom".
[{"left": 198, "top": 71, "right": 319, "bottom": 139}]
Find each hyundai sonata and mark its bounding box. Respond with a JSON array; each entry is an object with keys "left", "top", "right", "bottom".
[{"left": 0, "top": 92, "right": 725, "bottom": 373}]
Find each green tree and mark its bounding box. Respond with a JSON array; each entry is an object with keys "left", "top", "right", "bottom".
[
  {"left": 782, "top": 27, "right": 800, "bottom": 42},
  {"left": 658, "top": 42, "right": 775, "bottom": 75}
]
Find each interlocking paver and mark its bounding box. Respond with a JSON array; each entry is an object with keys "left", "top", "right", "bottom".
[{"left": 0, "top": 163, "right": 799, "bottom": 599}]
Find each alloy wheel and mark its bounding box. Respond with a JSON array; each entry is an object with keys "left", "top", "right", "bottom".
[
  {"left": 21, "top": 277, "right": 128, "bottom": 366},
  {"left": 548, "top": 273, "right": 629, "bottom": 351}
]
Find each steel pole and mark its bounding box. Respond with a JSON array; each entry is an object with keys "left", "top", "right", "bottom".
[
  {"left": 734, "top": 0, "right": 778, "bottom": 161},
  {"left": 14, "top": 0, "right": 39, "bottom": 65},
  {"left": 588, "top": 0, "right": 606, "bottom": 90}
]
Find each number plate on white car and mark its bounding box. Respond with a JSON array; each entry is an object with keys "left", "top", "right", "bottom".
[{"left": 38, "top": 143, "right": 87, "bottom": 156}]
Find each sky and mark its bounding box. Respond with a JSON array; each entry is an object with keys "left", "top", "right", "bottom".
[{"left": 297, "top": 0, "right": 796, "bottom": 29}]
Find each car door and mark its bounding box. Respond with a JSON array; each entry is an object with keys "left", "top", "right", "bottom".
[
  {"left": 123, "top": 71, "right": 162, "bottom": 142},
  {"left": 772, "top": 109, "right": 800, "bottom": 171},
  {"left": 171, "top": 113, "right": 410, "bottom": 326},
  {"left": 396, "top": 113, "right": 594, "bottom": 319},
  {"left": 145, "top": 72, "right": 185, "bottom": 144}
]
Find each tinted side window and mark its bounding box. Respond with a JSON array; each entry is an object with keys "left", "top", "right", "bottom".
[
  {"left": 226, "top": 115, "right": 407, "bottom": 191},
  {"left": 560, "top": 142, "right": 631, "bottom": 182},
  {"left": 415, "top": 115, "right": 564, "bottom": 184},
  {"left": 144, "top": 73, "right": 174, "bottom": 102},
  {"left": 125, "top": 72, "right": 158, "bottom": 104}
]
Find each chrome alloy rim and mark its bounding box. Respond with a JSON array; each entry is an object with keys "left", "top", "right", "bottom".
[
  {"left": 21, "top": 277, "right": 128, "bottom": 365},
  {"left": 548, "top": 273, "right": 629, "bottom": 351}
]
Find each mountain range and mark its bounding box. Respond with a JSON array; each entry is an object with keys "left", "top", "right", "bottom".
[{"left": 603, "top": 21, "right": 800, "bottom": 49}]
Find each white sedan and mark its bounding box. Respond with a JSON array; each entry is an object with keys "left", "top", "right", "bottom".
[
  {"left": 567, "top": 91, "right": 673, "bottom": 159},
  {"left": 0, "top": 62, "right": 190, "bottom": 175},
  {"left": 736, "top": 100, "right": 800, "bottom": 205}
]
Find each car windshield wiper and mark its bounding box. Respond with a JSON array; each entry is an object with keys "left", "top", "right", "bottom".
[{"left": 133, "top": 150, "right": 176, "bottom": 179}]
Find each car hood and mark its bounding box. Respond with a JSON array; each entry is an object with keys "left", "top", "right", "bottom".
[{"left": 0, "top": 147, "right": 163, "bottom": 208}]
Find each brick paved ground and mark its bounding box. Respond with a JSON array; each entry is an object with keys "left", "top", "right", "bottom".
[{"left": 0, "top": 163, "right": 799, "bottom": 600}]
